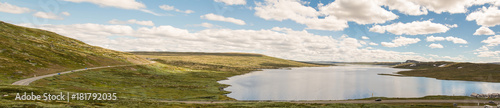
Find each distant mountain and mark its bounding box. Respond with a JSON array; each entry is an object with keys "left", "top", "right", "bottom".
[
  {"left": 490, "top": 62, "right": 500, "bottom": 65},
  {"left": 300, "top": 61, "right": 342, "bottom": 65},
  {"left": 0, "top": 21, "right": 147, "bottom": 84}
]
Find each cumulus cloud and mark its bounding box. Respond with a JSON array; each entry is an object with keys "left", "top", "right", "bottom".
[
  {"left": 63, "top": 0, "right": 163, "bottom": 16},
  {"left": 254, "top": 0, "right": 494, "bottom": 31},
  {"left": 467, "top": 6, "right": 500, "bottom": 27},
  {"left": 159, "top": 5, "right": 194, "bottom": 14},
  {"left": 63, "top": 0, "right": 145, "bottom": 10},
  {"left": 201, "top": 13, "right": 246, "bottom": 25},
  {"left": 369, "top": 42, "right": 379, "bottom": 46},
  {"left": 370, "top": 20, "right": 451, "bottom": 35},
  {"left": 428, "top": 43, "right": 444, "bottom": 49},
  {"left": 403, "top": 0, "right": 473, "bottom": 14},
  {"left": 214, "top": 0, "right": 246, "bottom": 5},
  {"left": 21, "top": 23, "right": 444, "bottom": 62},
  {"left": 381, "top": 36, "right": 421, "bottom": 47},
  {"left": 108, "top": 19, "right": 155, "bottom": 26},
  {"left": 445, "top": 24, "right": 458, "bottom": 28},
  {"left": 192, "top": 23, "right": 220, "bottom": 28},
  {"left": 254, "top": 0, "right": 347, "bottom": 31},
  {"left": 61, "top": 12, "right": 71, "bottom": 16},
  {"left": 361, "top": 36, "right": 370, "bottom": 39},
  {"left": 426, "top": 36, "right": 468, "bottom": 44},
  {"left": 319, "top": 0, "right": 398, "bottom": 24},
  {"left": 482, "top": 35, "right": 500, "bottom": 46},
  {"left": 472, "top": 35, "right": 500, "bottom": 59},
  {"left": 379, "top": 0, "right": 428, "bottom": 15},
  {"left": 381, "top": 0, "right": 498, "bottom": 15},
  {"left": 0, "top": 2, "right": 31, "bottom": 14},
  {"left": 475, "top": 46, "right": 500, "bottom": 58},
  {"left": 33, "top": 12, "right": 65, "bottom": 20},
  {"left": 474, "top": 26, "right": 496, "bottom": 35}
]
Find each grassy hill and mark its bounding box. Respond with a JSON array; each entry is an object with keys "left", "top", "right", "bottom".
[
  {"left": 0, "top": 21, "right": 147, "bottom": 84},
  {"left": 394, "top": 62, "right": 500, "bottom": 82},
  {"left": 131, "top": 52, "right": 324, "bottom": 71}
]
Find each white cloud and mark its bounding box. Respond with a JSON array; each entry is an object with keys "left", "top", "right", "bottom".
[
  {"left": 214, "top": 0, "right": 246, "bottom": 5},
  {"left": 361, "top": 36, "right": 370, "bottom": 40},
  {"left": 472, "top": 0, "right": 500, "bottom": 6},
  {"left": 22, "top": 23, "right": 439, "bottom": 62},
  {"left": 253, "top": 0, "right": 496, "bottom": 31},
  {"left": 426, "top": 36, "right": 445, "bottom": 41},
  {"left": 63, "top": 0, "right": 145, "bottom": 10},
  {"left": 159, "top": 5, "right": 174, "bottom": 10},
  {"left": 61, "top": 12, "right": 71, "bottom": 16},
  {"left": 201, "top": 13, "right": 246, "bottom": 25},
  {"left": 381, "top": 0, "right": 494, "bottom": 15},
  {"left": 319, "top": 0, "right": 398, "bottom": 24},
  {"left": 369, "top": 42, "right": 379, "bottom": 46},
  {"left": 404, "top": 0, "right": 473, "bottom": 14},
  {"left": 445, "top": 24, "right": 458, "bottom": 28},
  {"left": 441, "top": 55, "right": 464, "bottom": 61},
  {"left": 254, "top": 0, "right": 347, "bottom": 31},
  {"left": 193, "top": 23, "right": 219, "bottom": 28},
  {"left": 370, "top": 20, "right": 451, "bottom": 35},
  {"left": 0, "top": 2, "right": 31, "bottom": 14},
  {"left": 108, "top": 19, "right": 154, "bottom": 26},
  {"left": 136, "top": 26, "right": 191, "bottom": 38},
  {"left": 381, "top": 36, "right": 421, "bottom": 47},
  {"left": 33, "top": 12, "right": 64, "bottom": 20},
  {"left": 466, "top": 6, "right": 500, "bottom": 27},
  {"left": 63, "top": 0, "right": 163, "bottom": 16},
  {"left": 379, "top": 0, "right": 428, "bottom": 15},
  {"left": 474, "top": 26, "right": 496, "bottom": 35},
  {"left": 159, "top": 5, "right": 194, "bottom": 14},
  {"left": 482, "top": 35, "right": 500, "bottom": 46},
  {"left": 475, "top": 46, "right": 500, "bottom": 58},
  {"left": 426, "top": 36, "right": 468, "bottom": 44},
  {"left": 428, "top": 43, "right": 444, "bottom": 49}
]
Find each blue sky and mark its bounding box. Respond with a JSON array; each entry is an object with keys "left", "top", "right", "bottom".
[{"left": 1, "top": 0, "right": 499, "bottom": 62}]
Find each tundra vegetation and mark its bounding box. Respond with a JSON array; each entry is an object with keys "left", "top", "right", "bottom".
[{"left": 394, "top": 61, "right": 500, "bottom": 82}]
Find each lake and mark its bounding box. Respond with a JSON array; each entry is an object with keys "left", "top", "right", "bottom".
[{"left": 218, "top": 65, "right": 500, "bottom": 100}]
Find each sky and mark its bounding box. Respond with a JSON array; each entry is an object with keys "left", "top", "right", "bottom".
[{"left": 0, "top": 0, "right": 499, "bottom": 62}]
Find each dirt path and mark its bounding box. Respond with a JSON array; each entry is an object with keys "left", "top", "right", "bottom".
[{"left": 12, "top": 62, "right": 155, "bottom": 86}]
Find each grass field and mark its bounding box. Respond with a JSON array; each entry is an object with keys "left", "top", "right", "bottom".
[{"left": 394, "top": 62, "right": 500, "bottom": 82}]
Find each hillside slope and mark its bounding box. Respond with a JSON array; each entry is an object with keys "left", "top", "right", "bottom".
[
  {"left": 394, "top": 62, "right": 500, "bottom": 82},
  {"left": 131, "top": 52, "right": 324, "bottom": 71},
  {"left": 0, "top": 21, "right": 147, "bottom": 84}
]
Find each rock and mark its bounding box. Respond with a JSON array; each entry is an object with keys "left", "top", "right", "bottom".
[
  {"left": 471, "top": 93, "right": 479, "bottom": 97},
  {"left": 405, "top": 60, "right": 419, "bottom": 63}
]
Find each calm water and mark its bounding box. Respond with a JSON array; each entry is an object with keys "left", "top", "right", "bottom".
[{"left": 218, "top": 65, "right": 500, "bottom": 100}]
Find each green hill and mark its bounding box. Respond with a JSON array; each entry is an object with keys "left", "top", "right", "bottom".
[
  {"left": 0, "top": 21, "right": 147, "bottom": 84},
  {"left": 394, "top": 62, "right": 500, "bottom": 82}
]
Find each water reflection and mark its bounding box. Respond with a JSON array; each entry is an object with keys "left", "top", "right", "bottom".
[{"left": 218, "top": 65, "right": 500, "bottom": 100}]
